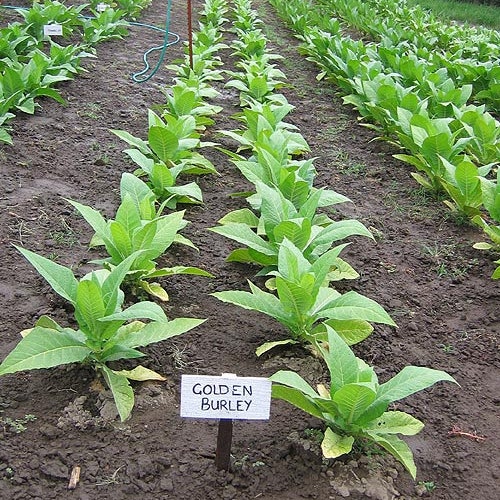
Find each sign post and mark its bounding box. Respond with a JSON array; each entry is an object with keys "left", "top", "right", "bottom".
[
  {"left": 181, "top": 373, "right": 272, "bottom": 471},
  {"left": 215, "top": 419, "right": 233, "bottom": 471}
]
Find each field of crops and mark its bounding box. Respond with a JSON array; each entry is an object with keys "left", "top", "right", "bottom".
[{"left": 0, "top": 0, "right": 498, "bottom": 499}]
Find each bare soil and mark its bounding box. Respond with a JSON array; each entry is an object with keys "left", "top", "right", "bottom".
[{"left": 0, "top": 1, "right": 498, "bottom": 499}]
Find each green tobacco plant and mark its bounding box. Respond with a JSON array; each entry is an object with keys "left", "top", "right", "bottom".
[
  {"left": 270, "top": 326, "right": 458, "bottom": 478},
  {"left": 225, "top": 60, "right": 287, "bottom": 107},
  {"left": 68, "top": 173, "right": 212, "bottom": 301},
  {"left": 439, "top": 156, "right": 487, "bottom": 218},
  {"left": 211, "top": 181, "right": 365, "bottom": 278},
  {"left": 221, "top": 97, "right": 310, "bottom": 155},
  {"left": 82, "top": 8, "right": 129, "bottom": 46},
  {"left": 393, "top": 112, "right": 471, "bottom": 192},
  {"left": 161, "top": 81, "right": 223, "bottom": 130},
  {"left": 212, "top": 238, "right": 394, "bottom": 354},
  {"left": 473, "top": 168, "right": 500, "bottom": 278},
  {"left": 19, "top": 0, "right": 86, "bottom": 40},
  {"left": 0, "top": 248, "right": 205, "bottom": 421},
  {"left": 113, "top": 110, "right": 216, "bottom": 207}
]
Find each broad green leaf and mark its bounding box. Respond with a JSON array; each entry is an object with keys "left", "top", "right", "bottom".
[
  {"left": 101, "top": 252, "right": 144, "bottom": 314},
  {"left": 124, "top": 149, "right": 155, "bottom": 174},
  {"left": 313, "top": 220, "right": 373, "bottom": 247},
  {"left": 375, "top": 366, "right": 458, "bottom": 405},
  {"left": 323, "top": 319, "right": 373, "bottom": 345},
  {"left": 277, "top": 238, "right": 311, "bottom": 282},
  {"left": 148, "top": 266, "right": 212, "bottom": 278},
  {"left": 149, "top": 126, "right": 179, "bottom": 162},
  {"left": 99, "top": 345, "right": 146, "bottom": 362},
  {"left": 455, "top": 160, "right": 482, "bottom": 205},
  {"left": 100, "top": 365, "right": 134, "bottom": 422},
  {"left": 309, "top": 245, "right": 349, "bottom": 286},
  {"left": 131, "top": 222, "right": 157, "bottom": 256},
  {"left": 76, "top": 279, "right": 106, "bottom": 334},
  {"left": 115, "top": 195, "right": 141, "bottom": 234},
  {"left": 111, "top": 129, "right": 151, "bottom": 155},
  {"left": 365, "top": 411, "right": 424, "bottom": 435},
  {"left": 165, "top": 182, "right": 203, "bottom": 203},
  {"left": 101, "top": 301, "right": 168, "bottom": 323},
  {"left": 67, "top": 199, "right": 110, "bottom": 240},
  {"left": 321, "top": 427, "right": 354, "bottom": 458},
  {"left": 16, "top": 246, "right": 78, "bottom": 304},
  {"left": 273, "top": 220, "right": 310, "bottom": 250},
  {"left": 271, "top": 383, "right": 324, "bottom": 420},
  {"left": 212, "top": 285, "right": 287, "bottom": 324},
  {"left": 276, "top": 277, "right": 314, "bottom": 320},
  {"left": 210, "top": 223, "right": 276, "bottom": 256},
  {"left": 110, "top": 221, "right": 132, "bottom": 259},
  {"left": 365, "top": 432, "right": 417, "bottom": 479},
  {"left": 218, "top": 208, "right": 259, "bottom": 227},
  {"left": 0, "top": 327, "right": 91, "bottom": 375},
  {"left": 2, "top": 67, "right": 24, "bottom": 98},
  {"left": 319, "top": 326, "right": 359, "bottom": 394},
  {"left": 120, "top": 318, "right": 206, "bottom": 348},
  {"left": 150, "top": 211, "right": 186, "bottom": 253},
  {"left": 332, "top": 383, "right": 377, "bottom": 423},
  {"left": 320, "top": 290, "right": 396, "bottom": 326},
  {"left": 270, "top": 370, "right": 318, "bottom": 399}
]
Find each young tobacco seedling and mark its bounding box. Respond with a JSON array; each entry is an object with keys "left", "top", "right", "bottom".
[
  {"left": 212, "top": 238, "right": 394, "bottom": 355},
  {"left": 113, "top": 110, "right": 216, "bottom": 207},
  {"left": 0, "top": 249, "right": 205, "bottom": 421},
  {"left": 270, "top": 326, "right": 458, "bottom": 478},
  {"left": 68, "top": 173, "right": 212, "bottom": 301},
  {"left": 210, "top": 181, "right": 366, "bottom": 280}
]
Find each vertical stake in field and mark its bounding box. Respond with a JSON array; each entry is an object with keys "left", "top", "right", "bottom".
[
  {"left": 187, "top": 0, "right": 194, "bottom": 69},
  {"left": 215, "top": 419, "right": 233, "bottom": 470}
]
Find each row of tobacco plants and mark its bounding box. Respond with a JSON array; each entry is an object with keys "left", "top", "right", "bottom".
[
  {"left": 0, "top": 0, "right": 458, "bottom": 483},
  {"left": 0, "top": 0, "right": 151, "bottom": 144},
  {"left": 268, "top": 0, "right": 500, "bottom": 278},
  {"left": 0, "top": 0, "right": 230, "bottom": 422},
  {"left": 208, "top": 0, "right": 457, "bottom": 480}
]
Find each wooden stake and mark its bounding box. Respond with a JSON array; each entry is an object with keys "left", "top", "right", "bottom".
[
  {"left": 68, "top": 465, "right": 81, "bottom": 490},
  {"left": 187, "top": 0, "right": 194, "bottom": 69},
  {"left": 215, "top": 419, "right": 233, "bottom": 471}
]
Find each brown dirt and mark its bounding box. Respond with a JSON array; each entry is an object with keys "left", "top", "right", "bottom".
[{"left": 0, "top": 1, "right": 498, "bottom": 499}]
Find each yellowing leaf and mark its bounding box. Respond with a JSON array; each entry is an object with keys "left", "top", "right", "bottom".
[
  {"left": 140, "top": 281, "right": 169, "bottom": 302},
  {"left": 321, "top": 427, "right": 354, "bottom": 458},
  {"left": 114, "top": 365, "right": 166, "bottom": 382}
]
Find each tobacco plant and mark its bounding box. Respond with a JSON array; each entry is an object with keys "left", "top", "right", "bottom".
[
  {"left": 270, "top": 326, "right": 457, "bottom": 478},
  {"left": 19, "top": 0, "right": 86, "bottom": 40},
  {"left": 211, "top": 181, "right": 367, "bottom": 279},
  {"left": 113, "top": 110, "right": 216, "bottom": 202},
  {"left": 69, "top": 173, "right": 212, "bottom": 300},
  {"left": 212, "top": 238, "right": 394, "bottom": 354},
  {"left": 0, "top": 249, "right": 204, "bottom": 421}
]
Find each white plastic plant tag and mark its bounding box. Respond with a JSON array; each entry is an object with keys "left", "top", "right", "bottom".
[
  {"left": 180, "top": 374, "right": 272, "bottom": 420},
  {"left": 43, "top": 24, "right": 63, "bottom": 36},
  {"left": 96, "top": 3, "right": 108, "bottom": 12}
]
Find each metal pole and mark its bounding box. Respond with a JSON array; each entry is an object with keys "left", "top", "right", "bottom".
[{"left": 187, "top": 0, "right": 194, "bottom": 69}]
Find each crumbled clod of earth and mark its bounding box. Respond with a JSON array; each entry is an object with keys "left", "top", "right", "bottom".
[{"left": 0, "top": 1, "right": 498, "bottom": 499}]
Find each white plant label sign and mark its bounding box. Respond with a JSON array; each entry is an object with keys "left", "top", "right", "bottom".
[
  {"left": 43, "top": 24, "right": 63, "bottom": 36},
  {"left": 180, "top": 374, "right": 272, "bottom": 420},
  {"left": 96, "top": 3, "right": 108, "bottom": 12}
]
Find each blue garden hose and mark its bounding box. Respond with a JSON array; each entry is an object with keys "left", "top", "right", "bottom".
[{"left": 0, "top": 2, "right": 180, "bottom": 83}]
